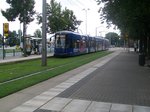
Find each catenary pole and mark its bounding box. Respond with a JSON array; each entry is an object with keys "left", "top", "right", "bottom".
[
  {"left": 23, "top": 0, "right": 27, "bottom": 57},
  {"left": 83, "top": 8, "right": 90, "bottom": 35},
  {"left": 41, "top": 0, "right": 47, "bottom": 66}
]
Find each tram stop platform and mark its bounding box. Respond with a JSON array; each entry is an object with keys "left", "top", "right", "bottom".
[{"left": 0, "top": 48, "right": 150, "bottom": 112}]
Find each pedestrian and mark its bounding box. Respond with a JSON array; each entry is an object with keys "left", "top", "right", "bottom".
[{"left": 134, "top": 42, "right": 138, "bottom": 52}]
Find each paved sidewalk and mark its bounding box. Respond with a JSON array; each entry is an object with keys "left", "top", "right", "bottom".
[
  {"left": 0, "top": 49, "right": 150, "bottom": 112},
  {"left": 0, "top": 53, "right": 54, "bottom": 64}
]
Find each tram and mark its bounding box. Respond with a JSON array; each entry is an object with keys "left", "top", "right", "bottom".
[{"left": 54, "top": 31, "right": 109, "bottom": 57}]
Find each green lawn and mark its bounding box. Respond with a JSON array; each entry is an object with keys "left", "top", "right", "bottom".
[
  {"left": 0, "top": 51, "right": 112, "bottom": 98},
  {"left": 4, "top": 48, "right": 21, "bottom": 53}
]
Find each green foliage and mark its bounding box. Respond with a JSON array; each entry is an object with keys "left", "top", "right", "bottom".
[
  {"left": 105, "top": 32, "right": 119, "bottom": 44},
  {"left": 105, "top": 32, "right": 121, "bottom": 46},
  {"left": 97, "top": 0, "right": 150, "bottom": 39},
  {"left": 5, "top": 30, "right": 20, "bottom": 46},
  {"left": 62, "top": 8, "right": 78, "bottom": 31},
  {"left": 1, "top": 0, "right": 36, "bottom": 24},
  {"left": 34, "top": 29, "right": 42, "bottom": 38},
  {"left": 18, "top": 29, "right": 22, "bottom": 37},
  {"left": 37, "top": 0, "right": 78, "bottom": 33}
]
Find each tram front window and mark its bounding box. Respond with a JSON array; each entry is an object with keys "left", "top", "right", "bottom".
[{"left": 55, "top": 35, "right": 66, "bottom": 48}]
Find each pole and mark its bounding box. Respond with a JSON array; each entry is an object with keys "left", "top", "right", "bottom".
[
  {"left": 95, "top": 26, "right": 103, "bottom": 36},
  {"left": 19, "top": 23, "right": 22, "bottom": 47},
  {"left": 2, "top": 30, "right": 5, "bottom": 60},
  {"left": 95, "top": 27, "right": 97, "bottom": 36},
  {"left": 23, "top": 0, "right": 27, "bottom": 57},
  {"left": 83, "top": 8, "right": 89, "bottom": 35},
  {"left": 23, "top": 21, "right": 27, "bottom": 56},
  {"left": 41, "top": 0, "right": 47, "bottom": 66},
  {"left": 85, "top": 9, "right": 87, "bottom": 35},
  {"left": 3, "top": 23, "right": 9, "bottom": 59}
]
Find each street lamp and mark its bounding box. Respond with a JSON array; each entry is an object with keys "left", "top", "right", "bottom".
[
  {"left": 95, "top": 26, "right": 104, "bottom": 36},
  {"left": 83, "top": 8, "right": 90, "bottom": 35},
  {"left": 76, "top": 20, "right": 83, "bottom": 33}
]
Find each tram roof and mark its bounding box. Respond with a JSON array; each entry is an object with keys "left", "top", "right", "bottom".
[{"left": 55, "top": 30, "right": 80, "bottom": 35}]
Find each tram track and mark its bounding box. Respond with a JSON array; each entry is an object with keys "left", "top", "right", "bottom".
[{"left": 0, "top": 53, "right": 105, "bottom": 86}]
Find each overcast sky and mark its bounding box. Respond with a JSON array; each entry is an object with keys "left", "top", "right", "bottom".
[{"left": 0, "top": 0, "right": 120, "bottom": 37}]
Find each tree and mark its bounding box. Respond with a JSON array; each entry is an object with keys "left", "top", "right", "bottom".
[
  {"left": 97, "top": 0, "right": 150, "bottom": 64},
  {"left": 5, "top": 31, "right": 20, "bottom": 46},
  {"left": 18, "top": 29, "right": 22, "bottom": 43},
  {"left": 37, "top": 0, "right": 78, "bottom": 34},
  {"left": 34, "top": 29, "right": 42, "bottom": 38},
  {"left": 97, "top": 0, "right": 150, "bottom": 38},
  {"left": 1, "top": 0, "right": 35, "bottom": 24},
  {"left": 1, "top": 0, "right": 36, "bottom": 56},
  {"left": 61, "top": 8, "right": 78, "bottom": 31},
  {"left": 105, "top": 32, "right": 120, "bottom": 46}
]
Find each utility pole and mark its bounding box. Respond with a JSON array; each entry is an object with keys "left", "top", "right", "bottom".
[
  {"left": 41, "top": 0, "right": 47, "bottom": 66},
  {"left": 76, "top": 20, "right": 82, "bottom": 33},
  {"left": 3, "top": 23, "right": 9, "bottom": 59},
  {"left": 23, "top": 21, "right": 27, "bottom": 57},
  {"left": 95, "top": 26, "right": 103, "bottom": 36},
  {"left": 23, "top": 0, "right": 27, "bottom": 57},
  {"left": 83, "top": 8, "right": 90, "bottom": 35}
]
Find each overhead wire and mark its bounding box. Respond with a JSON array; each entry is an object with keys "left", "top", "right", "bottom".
[
  {"left": 66, "top": 0, "right": 83, "bottom": 9},
  {"left": 74, "top": 0, "right": 85, "bottom": 8}
]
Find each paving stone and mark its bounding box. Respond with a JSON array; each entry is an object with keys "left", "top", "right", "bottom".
[
  {"left": 55, "top": 84, "right": 71, "bottom": 89},
  {"left": 58, "top": 53, "right": 150, "bottom": 106},
  {"left": 110, "top": 103, "right": 132, "bottom": 112},
  {"left": 133, "top": 105, "right": 150, "bottom": 112},
  {"left": 62, "top": 99, "right": 91, "bottom": 112},
  {"left": 41, "top": 91, "right": 60, "bottom": 97},
  {"left": 33, "top": 95, "right": 53, "bottom": 101},
  {"left": 49, "top": 87, "right": 66, "bottom": 93},
  {"left": 58, "top": 82, "right": 74, "bottom": 88},
  {"left": 24, "top": 99, "right": 48, "bottom": 107},
  {"left": 40, "top": 97, "right": 72, "bottom": 111},
  {"left": 34, "top": 109, "right": 59, "bottom": 112},
  {"left": 10, "top": 104, "right": 37, "bottom": 112},
  {"left": 86, "top": 101, "right": 111, "bottom": 112}
]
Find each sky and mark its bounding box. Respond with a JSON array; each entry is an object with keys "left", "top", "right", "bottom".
[{"left": 0, "top": 0, "right": 120, "bottom": 37}]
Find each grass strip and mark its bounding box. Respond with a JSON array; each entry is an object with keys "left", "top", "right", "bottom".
[
  {"left": 0, "top": 51, "right": 111, "bottom": 98},
  {"left": 0, "top": 51, "right": 110, "bottom": 83}
]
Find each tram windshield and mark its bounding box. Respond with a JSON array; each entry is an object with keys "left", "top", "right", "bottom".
[{"left": 55, "top": 34, "right": 66, "bottom": 48}]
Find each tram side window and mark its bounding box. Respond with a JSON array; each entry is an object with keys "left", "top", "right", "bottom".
[
  {"left": 74, "top": 41, "right": 77, "bottom": 48},
  {"left": 70, "top": 39, "right": 74, "bottom": 48},
  {"left": 74, "top": 40, "right": 80, "bottom": 48},
  {"left": 76, "top": 40, "right": 80, "bottom": 48},
  {"left": 56, "top": 35, "right": 65, "bottom": 48},
  {"left": 65, "top": 37, "right": 70, "bottom": 48}
]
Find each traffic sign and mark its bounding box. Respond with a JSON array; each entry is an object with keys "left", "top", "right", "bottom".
[{"left": 3, "top": 23, "right": 9, "bottom": 37}]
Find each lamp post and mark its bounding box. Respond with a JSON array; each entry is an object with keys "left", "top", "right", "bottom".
[
  {"left": 83, "top": 8, "right": 90, "bottom": 35},
  {"left": 76, "top": 20, "right": 83, "bottom": 33},
  {"left": 95, "top": 26, "right": 103, "bottom": 36}
]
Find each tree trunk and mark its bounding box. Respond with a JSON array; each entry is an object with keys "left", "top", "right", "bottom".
[
  {"left": 143, "top": 36, "right": 147, "bottom": 57},
  {"left": 139, "top": 36, "right": 145, "bottom": 66},
  {"left": 23, "top": 22, "right": 27, "bottom": 57},
  {"left": 147, "top": 37, "right": 150, "bottom": 59}
]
